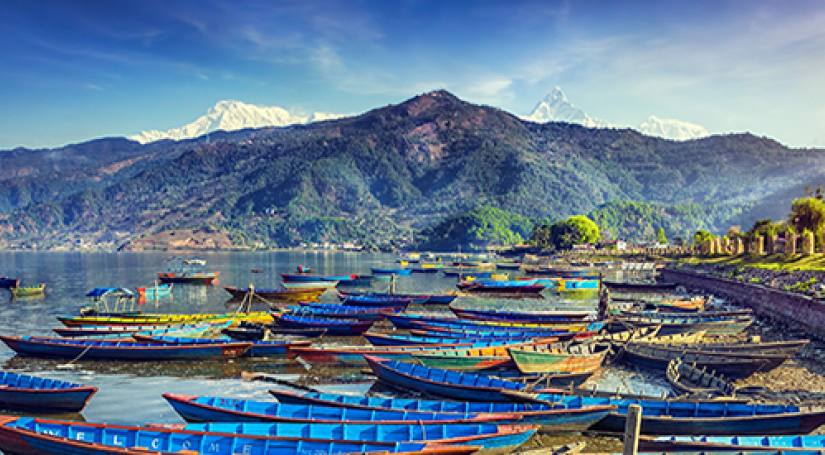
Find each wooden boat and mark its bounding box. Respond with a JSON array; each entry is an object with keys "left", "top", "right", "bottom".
[
  {"left": 531, "top": 267, "right": 596, "bottom": 278},
  {"left": 181, "top": 421, "right": 536, "bottom": 454},
  {"left": 596, "top": 329, "right": 706, "bottom": 346},
  {"left": 0, "top": 336, "right": 252, "bottom": 360},
  {"left": 449, "top": 306, "right": 595, "bottom": 323},
  {"left": 224, "top": 286, "right": 326, "bottom": 303},
  {"left": 411, "top": 341, "right": 554, "bottom": 372},
  {"left": 273, "top": 313, "right": 374, "bottom": 335},
  {"left": 336, "top": 274, "right": 375, "bottom": 287},
  {"left": 163, "top": 393, "right": 514, "bottom": 424},
  {"left": 554, "top": 279, "right": 600, "bottom": 292},
  {"left": 612, "top": 314, "right": 754, "bottom": 335},
  {"left": 367, "top": 358, "right": 825, "bottom": 435},
  {"left": 602, "top": 280, "right": 678, "bottom": 293},
  {"left": 365, "top": 356, "right": 553, "bottom": 402},
  {"left": 340, "top": 291, "right": 457, "bottom": 305},
  {"left": 52, "top": 322, "right": 222, "bottom": 338},
  {"left": 269, "top": 389, "right": 614, "bottom": 432},
  {"left": 281, "top": 273, "right": 354, "bottom": 282},
  {"left": 644, "top": 296, "right": 707, "bottom": 312},
  {"left": 342, "top": 294, "right": 414, "bottom": 307},
  {"left": 132, "top": 335, "right": 311, "bottom": 357},
  {"left": 10, "top": 283, "right": 45, "bottom": 298},
  {"left": 290, "top": 304, "right": 403, "bottom": 321},
  {"left": 682, "top": 339, "right": 810, "bottom": 356},
  {"left": 367, "top": 331, "right": 561, "bottom": 347},
  {"left": 0, "top": 415, "right": 474, "bottom": 455},
  {"left": 621, "top": 342, "right": 789, "bottom": 377},
  {"left": 58, "top": 311, "right": 273, "bottom": 327},
  {"left": 386, "top": 313, "right": 598, "bottom": 333},
  {"left": 371, "top": 267, "right": 413, "bottom": 276},
  {"left": 666, "top": 358, "right": 736, "bottom": 396},
  {"left": 281, "top": 281, "right": 339, "bottom": 290},
  {"left": 410, "top": 327, "right": 585, "bottom": 341},
  {"left": 456, "top": 281, "right": 545, "bottom": 295},
  {"left": 409, "top": 319, "right": 602, "bottom": 335},
  {"left": 0, "top": 371, "right": 97, "bottom": 412},
  {"left": 157, "top": 258, "right": 219, "bottom": 285},
  {"left": 508, "top": 344, "right": 608, "bottom": 374},
  {"left": 639, "top": 434, "right": 825, "bottom": 452},
  {"left": 495, "top": 263, "right": 522, "bottom": 270},
  {"left": 0, "top": 277, "right": 19, "bottom": 289},
  {"left": 529, "top": 391, "right": 825, "bottom": 435},
  {"left": 221, "top": 323, "right": 326, "bottom": 341},
  {"left": 290, "top": 341, "right": 514, "bottom": 366}
]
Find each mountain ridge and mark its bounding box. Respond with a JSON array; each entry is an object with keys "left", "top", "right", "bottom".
[{"left": 0, "top": 90, "right": 822, "bottom": 250}]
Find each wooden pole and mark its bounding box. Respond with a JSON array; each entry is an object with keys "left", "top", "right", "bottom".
[{"left": 623, "top": 404, "right": 642, "bottom": 455}]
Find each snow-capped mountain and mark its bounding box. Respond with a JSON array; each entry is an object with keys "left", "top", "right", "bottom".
[
  {"left": 523, "top": 87, "right": 708, "bottom": 141},
  {"left": 522, "top": 87, "right": 607, "bottom": 127},
  {"left": 129, "top": 100, "right": 346, "bottom": 144},
  {"left": 638, "top": 115, "right": 709, "bottom": 141}
]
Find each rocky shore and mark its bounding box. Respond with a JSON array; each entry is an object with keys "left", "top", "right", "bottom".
[{"left": 673, "top": 261, "right": 825, "bottom": 298}]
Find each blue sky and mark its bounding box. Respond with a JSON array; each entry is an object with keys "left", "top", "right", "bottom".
[{"left": 2, "top": 0, "right": 824, "bottom": 148}]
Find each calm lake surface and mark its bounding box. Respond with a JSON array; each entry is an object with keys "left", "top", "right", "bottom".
[{"left": 0, "top": 251, "right": 669, "bottom": 426}]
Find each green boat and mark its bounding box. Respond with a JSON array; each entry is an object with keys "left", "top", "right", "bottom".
[
  {"left": 411, "top": 344, "right": 519, "bottom": 371},
  {"left": 11, "top": 283, "right": 45, "bottom": 298},
  {"left": 506, "top": 349, "right": 568, "bottom": 374}
]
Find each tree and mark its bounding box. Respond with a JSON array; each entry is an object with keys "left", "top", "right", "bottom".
[
  {"left": 549, "top": 215, "right": 600, "bottom": 250},
  {"left": 789, "top": 197, "right": 825, "bottom": 244},
  {"left": 530, "top": 224, "right": 553, "bottom": 249},
  {"left": 693, "top": 229, "right": 714, "bottom": 245},
  {"left": 656, "top": 227, "right": 668, "bottom": 244}
]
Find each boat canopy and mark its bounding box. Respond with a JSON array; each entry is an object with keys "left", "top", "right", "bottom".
[{"left": 85, "top": 287, "right": 135, "bottom": 298}]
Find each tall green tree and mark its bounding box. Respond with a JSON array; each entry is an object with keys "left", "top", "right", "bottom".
[
  {"left": 789, "top": 197, "right": 825, "bottom": 235},
  {"left": 656, "top": 227, "right": 667, "bottom": 244}
]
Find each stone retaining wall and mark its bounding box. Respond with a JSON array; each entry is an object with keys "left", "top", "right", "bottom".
[{"left": 661, "top": 268, "right": 825, "bottom": 340}]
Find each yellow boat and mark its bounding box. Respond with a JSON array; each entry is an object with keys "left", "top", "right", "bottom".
[{"left": 58, "top": 311, "right": 273, "bottom": 327}]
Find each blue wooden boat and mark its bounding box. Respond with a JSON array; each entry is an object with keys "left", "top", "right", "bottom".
[
  {"left": 410, "top": 328, "right": 581, "bottom": 342},
  {"left": 397, "top": 315, "right": 604, "bottom": 334},
  {"left": 0, "top": 277, "right": 20, "bottom": 289},
  {"left": 163, "top": 394, "right": 513, "bottom": 424},
  {"left": 290, "top": 304, "right": 403, "bottom": 321},
  {"left": 0, "top": 415, "right": 471, "bottom": 455},
  {"left": 336, "top": 274, "right": 375, "bottom": 287},
  {"left": 0, "top": 336, "right": 251, "bottom": 360},
  {"left": 639, "top": 434, "right": 825, "bottom": 452},
  {"left": 339, "top": 291, "right": 456, "bottom": 305},
  {"left": 364, "top": 332, "right": 556, "bottom": 347},
  {"left": 274, "top": 314, "right": 374, "bottom": 335},
  {"left": 342, "top": 295, "right": 413, "bottom": 307},
  {"left": 269, "top": 389, "right": 612, "bottom": 432},
  {"left": 371, "top": 267, "right": 413, "bottom": 276},
  {"left": 450, "top": 306, "right": 595, "bottom": 323},
  {"left": 0, "top": 371, "right": 96, "bottom": 412},
  {"left": 281, "top": 273, "right": 355, "bottom": 282},
  {"left": 182, "top": 421, "right": 535, "bottom": 454},
  {"left": 132, "top": 335, "right": 311, "bottom": 357},
  {"left": 366, "top": 357, "right": 825, "bottom": 435}
]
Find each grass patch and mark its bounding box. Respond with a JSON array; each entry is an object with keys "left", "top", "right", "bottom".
[{"left": 679, "top": 254, "right": 825, "bottom": 272}]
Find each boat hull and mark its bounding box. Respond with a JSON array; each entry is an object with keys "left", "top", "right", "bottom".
[{"left": 0, "top": 336, "right": 250, "bottom": 360}]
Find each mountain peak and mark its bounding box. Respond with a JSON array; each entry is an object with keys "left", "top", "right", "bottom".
[
  {"left": 523, "top": 87, "right": 605, "bottom": 127},
  {"left": 129, "top": 100, "right": 347, "bottom": 144},
  {"left": 523, "top": 86, "right": 708, "bottom": 141}
]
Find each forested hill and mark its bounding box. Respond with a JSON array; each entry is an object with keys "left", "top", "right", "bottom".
[{"left": 1, "top": 90, "right": 824, "bottom": 250}]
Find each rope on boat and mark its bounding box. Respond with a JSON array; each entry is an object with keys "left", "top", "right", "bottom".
[{"left": 56, "top": 344, "right": 94, "bottom": 369}]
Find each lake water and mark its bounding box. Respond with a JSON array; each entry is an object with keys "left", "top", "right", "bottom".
[{"left": 0, "top": 251, "right": 670, "bottom": 427}]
